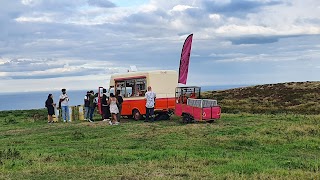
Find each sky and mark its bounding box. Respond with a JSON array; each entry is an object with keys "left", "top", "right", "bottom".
[{"left": 0, "top": 0, "right": 320, "bottom": 93}]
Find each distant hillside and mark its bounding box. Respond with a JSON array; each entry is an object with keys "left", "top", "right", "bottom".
[{"left": 202, "top": 81, "right": 320, "bottom": 114}]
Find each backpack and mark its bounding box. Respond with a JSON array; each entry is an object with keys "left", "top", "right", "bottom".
[{"left": 93, "top": 97, "right": 98, "bottom": 108}]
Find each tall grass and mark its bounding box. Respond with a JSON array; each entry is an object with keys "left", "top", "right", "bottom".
[{"left": 202, "top": 81, "right": 320, "bottom": 114}]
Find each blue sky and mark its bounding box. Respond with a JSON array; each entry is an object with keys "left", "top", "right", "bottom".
[{"left": 0, "top": 0, "right": 320, "bottom": 93}]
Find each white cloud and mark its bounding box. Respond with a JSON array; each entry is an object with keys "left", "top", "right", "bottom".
[
  {"left": 15, "top": 16, "right": 53, "bottom": 23},
  {"left": 215, "top": 25, "right": 276, "bottom": 36},
  {"left": 0, "top": 74, "right": 110, "bottom": 92},
  {"left": 21, "top": 0, "right": 39, "bottom": 6},
  {"left": 171, "top": 5, "right": 195, "bottom": 12},
  {"left": 209, "top": 14, "right": 221, "bottom": 21},
  {"left": 138, "top": 4, "right": 157, "bottom": 13},
  {"left": 209, "top": 53, "right": 246, "bottom": 58}
]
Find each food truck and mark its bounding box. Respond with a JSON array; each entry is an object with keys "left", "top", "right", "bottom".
[{"left": 98, "top": 70, "right": 178, "bottom": 120}]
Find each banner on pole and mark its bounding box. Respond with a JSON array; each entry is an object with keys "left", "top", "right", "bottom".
[{"left": 178, "top": 34, "right": 193, "bottom": 84}]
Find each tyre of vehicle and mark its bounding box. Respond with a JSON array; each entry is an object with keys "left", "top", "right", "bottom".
[
  {"left": 182, "top": 114, "right": 190, "bottom": 124},
  {"left": 132, "top": 109, "right": 141, "bottom": 121}
]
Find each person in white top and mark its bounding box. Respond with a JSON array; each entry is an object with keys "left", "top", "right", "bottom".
[
  {"left": 59, "top": 88, "right": 70, "bottom": 122},
  {"left": 144, "top": 86, "right": 156, "bottom": 122},
  {"left": 108, "top": 93, "right": 119, "bottom": 125}
]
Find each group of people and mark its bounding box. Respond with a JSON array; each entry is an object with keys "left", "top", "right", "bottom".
[
  {"left": 45, "top": 86, "right": 156, "bottom": 124},
  {"left": 83, "top": 89, "right": 123, "bottom": 125}
]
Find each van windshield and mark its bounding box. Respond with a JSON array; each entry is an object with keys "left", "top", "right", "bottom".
[
  {"left": 111, "top": 78, "right": 146, "bottom": 98},
  {"left": 109, "top": 87, "right": 130, "bottom": 97}
]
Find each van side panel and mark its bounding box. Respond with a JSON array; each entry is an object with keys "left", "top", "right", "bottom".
[
  {"left": 148, "top": 71, "right": 178, "bottom": 99},
  {"left": 121, "top": 98, "right": 145, "bottom": 116},
  {"left": 120, "top": 97, "right": 175, "bottom": 116},
  {"left": 148, "top": 71, "right": 177, "bottom": 113},
  {"left": 155, "top": 97, "right": 175, "bottom": 112}
]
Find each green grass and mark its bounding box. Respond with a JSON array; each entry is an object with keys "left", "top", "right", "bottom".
[{"left": 0, "top": 111, "right": 319, "bottom": 179}]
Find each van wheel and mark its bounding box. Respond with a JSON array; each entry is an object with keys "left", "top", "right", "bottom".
[{"left": 132, "top": 109, "right": 141, "bottom": 121}]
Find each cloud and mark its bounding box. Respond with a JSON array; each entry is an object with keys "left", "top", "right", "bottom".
[
  {"left": 15, "top": 16, "right": 54, "bottom": 23},
  {"left": 215, "top": 25, "right": 277, "bottom": 36},
  {"left": 21, "top": 0, "right": 81, "bottom": 11},
  {"left": 209, "top": 14, "right": 221, "bottom": 21},
  {"left": 202, "top": 0, "right": 283, "bottom": 17},
  {"left": 87, "top": 0, "right": 116, "bottom": 8},
  {"left": 124, "top": 10, "right": 166, "bottom": 25},
  {"left": 227, "top": 34, "right": 319, "bottom": 45},
  {"left": 0, "top": 57, "right": 123, "bottom": 80},
  {"left": 0, "top": 74, "right": 111, "bottom": 92},
  {"left": 0, "top": 58, "right": 61, "bottom": 72},
  {"left": 1, "top": 0, "right": 320, "bottom": 93},
  {"left": 171, "top": 5, "right": 195, "bottom": 12},
  {"left": 229, "top": 36, "right": 279, "bottom": 45}
]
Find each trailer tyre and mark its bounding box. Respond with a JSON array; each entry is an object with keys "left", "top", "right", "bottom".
[
  {"left": 155, "top": 113, "right": 170, "bottom": 121},
  {"left": 132, "top": 109, "right": 141, "bottom": 121},
  {"left": 182, "top": 114, "right": 193, "bottom": 124}
]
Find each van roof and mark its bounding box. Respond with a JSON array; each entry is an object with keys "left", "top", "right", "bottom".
[
  {"left": 109, "top": 70, "right": 178, "bottom": 87},
  {"left": 110, "top": 70, "right": 177, "bottom": 79}
]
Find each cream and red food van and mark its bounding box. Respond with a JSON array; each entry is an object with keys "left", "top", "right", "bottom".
[{"left": 98, "top": 70, "right": 178, "bottom": 120}]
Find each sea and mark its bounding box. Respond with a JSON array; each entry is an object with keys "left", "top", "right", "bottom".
[{"left": 0, "top": 85, "right": 248, "bottom": 111}]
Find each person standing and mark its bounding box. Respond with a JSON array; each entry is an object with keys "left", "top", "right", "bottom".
[
  {"left": 108, "top": 93, "right": 119, "bottom": 125},
  {"left": 102, "top": 89, "right": 110, "bottom": 121},
  {"left": 84, "top": 91, "right": 90, "bottom": 121},
  {"left": 145, "top": 86, "right": 156, "bottom": 122},
  {"left": 116, "top": 90, "right": 123, "bottom": 122},
  {"left": 59, "top": 89, "right": 70, "bottom": 122},
  {"left": 45, "top": 94, "right": 56, "bottom": 123},
  {"left": 88, "top": 90, "right": 97, "bottom": 122}
]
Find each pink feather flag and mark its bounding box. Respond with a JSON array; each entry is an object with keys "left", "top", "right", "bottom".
[{"left": 178, "top": 34, "right": 193, "bottom": 84}]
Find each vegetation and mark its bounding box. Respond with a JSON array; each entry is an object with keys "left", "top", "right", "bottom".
[
  {"left": 0, "top": 111, "right": 319, "bottom": 179},
  {"left": 202, "top": 81, "right": 320, "bottom": 114},
  {"left": 0, "top": 81, "right": 320, "bottom": 179}
]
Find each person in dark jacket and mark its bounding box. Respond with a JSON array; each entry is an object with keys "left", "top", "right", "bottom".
[
  {"left": 84, "top": 91, "right": 90, "bottom": 121},
  {"left": 45, "top": 94, "right": 56, "bottom": 123},
  {"left": 116, "top": 90, "right": 123, "bottom": 122},
  {"left": 88, "top": 91, "right": 98, "bottom": 122},
  {"left": 101, "top": 89, "right": 111, "bottom": 121}
]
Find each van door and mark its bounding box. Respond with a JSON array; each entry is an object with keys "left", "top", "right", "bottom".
[{"left": 97, "top": 87, "right": 104, "bottom": 115}]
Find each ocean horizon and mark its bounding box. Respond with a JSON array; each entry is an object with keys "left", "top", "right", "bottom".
[{"left": 0, "top": 85, "right": 250, "bottom": 111}]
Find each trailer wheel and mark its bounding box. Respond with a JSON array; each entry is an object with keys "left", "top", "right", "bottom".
[
  {"left": 182, "top": 115, "right": 188, "bottom": 123},
  {"left": 155, "top": 112, "right": 170, "bottom": 121},
  {"left": 182, "top": 114, "right": 193, "bottom": 124},
  {"left": 132, "top": 109, "right": 141, "bottom": 121},
  {"left": 208, "top": 120, "right": 215, "bottom": 123}
]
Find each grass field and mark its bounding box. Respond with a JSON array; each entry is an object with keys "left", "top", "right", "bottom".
[{"left": 0, "top": 110, "right": 319, "bottom": 179}]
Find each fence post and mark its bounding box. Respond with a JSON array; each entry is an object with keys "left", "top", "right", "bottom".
[{"left": 78, "top": 105, "right": 84, "bottom": 120}]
